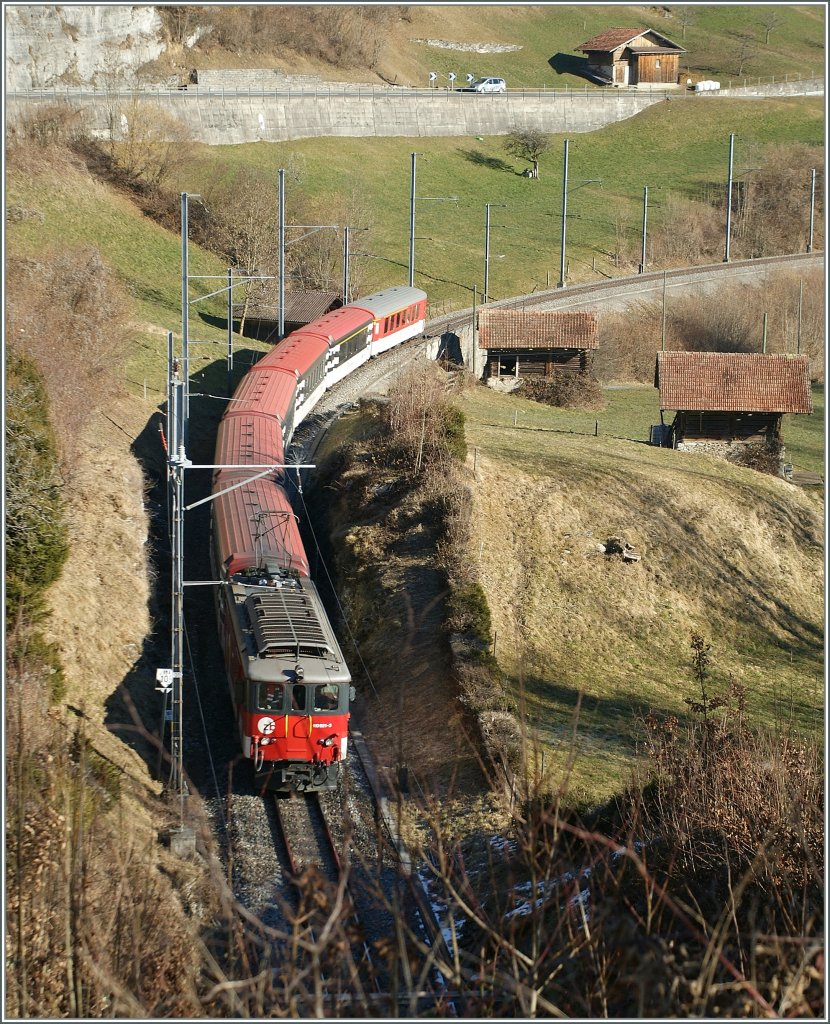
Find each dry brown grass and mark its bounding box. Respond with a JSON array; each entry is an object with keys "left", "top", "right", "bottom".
[{"left": 460, "top": 386, "right": 823, "bottom": 802}]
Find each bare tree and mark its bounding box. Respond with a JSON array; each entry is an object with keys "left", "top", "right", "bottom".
[
  {"left": 759, "top": 9, "right": 783, "bottom": 45},
  {"left": 504, "top": 126, "right": 552, "bottom": 179},
  {"left": 733, "top": 32, "right": 756, "bottom": 76},
  {"left": 676, "top": 5, "right": 696, "bottom": 41}
]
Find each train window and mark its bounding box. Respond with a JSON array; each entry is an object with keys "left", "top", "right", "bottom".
[
  {"left": 291, "top": 684, "right": 307, "bottom": 711},
  {"left": 313, "top": 684, "right": 340, "bottom": 711},
  {"left": 257, "top": 682, "right": 284, "bottom": 712}
]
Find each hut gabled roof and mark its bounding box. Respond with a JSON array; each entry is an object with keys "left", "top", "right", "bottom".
[
  {"left": 655, "top": 351, "right": 813, "bottom": 413},
  {"left": 576, "top": 28, "right": 686, "bottom": 54},
  {"left": 478, "top": 310, "right": 598, "bottom": 350}
]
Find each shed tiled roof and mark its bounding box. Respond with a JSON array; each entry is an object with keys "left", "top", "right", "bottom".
[
  {"left": 656, "top": 352, "right": 813, "bottom": 414},
  {"left": 576, "top": 28, "right": 685, "bottom": 53},
  {"left": 478, "top": 310, "right": 598, "bottom": 351},
  {"left": 234, "top": 290, "right": 341, "bottom": 324}
]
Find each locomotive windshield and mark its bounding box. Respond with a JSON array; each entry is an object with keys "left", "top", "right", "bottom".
[
  {"left": 257, "top": 682, "right": 285, "bottom": 712},
  {"left": 313, "top": 684, "right": 340, "bottom": 711}
]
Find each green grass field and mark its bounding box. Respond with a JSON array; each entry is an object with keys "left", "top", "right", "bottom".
[{"left": 171, "top": 96, "right": 823, "bottom": 312}]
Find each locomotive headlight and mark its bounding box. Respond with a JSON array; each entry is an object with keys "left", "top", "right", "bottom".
[{"left": 320, "top": 735, "right": 335, "bottom": 747}]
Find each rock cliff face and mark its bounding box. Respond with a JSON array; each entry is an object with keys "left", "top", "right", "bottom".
[{"left": 5, "top": 5, "right": 166, "bottom": 89}]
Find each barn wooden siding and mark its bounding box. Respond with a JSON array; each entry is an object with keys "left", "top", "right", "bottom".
[
  {"left": 486, "top": 348, "right": 593, "bottom": 378},
  {"left": 478, "top": 309, "right": 599, "bottom": 379},
  {"left": 676, "top": 410, "right": 781, "bottom": 442},
  {"left": 632, "top": 51, "right": 681, "bottom": 85}
]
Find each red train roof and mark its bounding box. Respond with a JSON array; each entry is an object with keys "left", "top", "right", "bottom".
[
  {"left": 257, "top": 333, "right": 329, "bottom": 374},
  {"left": 214, "top": 411, "right": 285, "bottom": 475},
  {"left": 301, "top": 305, "right": 372, "bottom": 345},
  {"left": 226, "top": 364, "right": 297, "bottom": 424},
  {"left": 212, "top": 477, "right": 309, "bottom": 577}
]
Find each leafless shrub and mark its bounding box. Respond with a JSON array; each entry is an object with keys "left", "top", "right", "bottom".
[
  {"left": 519, "top": 372, "right": 606, "bottom": 410},
  {"left": 649, "top": 192, "right": 723, "bottom": 266},
  {"left": 203, "top": 5, "right": 397, "bottom": 69},
  {"left": 5, "top": 658, "right": 207, "bottom": 1018},
  {"left": 733, "top": 143, "right": 824, "bottom": 258},
  {"left": 595, "top": 271, "right": 824, "bottom": 383},
  {"left": 8, "top": 101, "right": 87, "bottom": 146},
  {"left": 104, "top": 100, "right": 195, "bottom": 190},
  {"left": 6, "top": 247, "right": 133, "bottom": 470}
]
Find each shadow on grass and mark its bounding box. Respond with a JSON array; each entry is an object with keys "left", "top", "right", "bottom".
[
  {"left": 104, "top": 353, "right": 266, "bottom": 797},
  {"left": 458, "top": 147, "right": 515, "bottom": 174},
  {"left": 548, "top": 53, "right": 607, "bottom": 85}
]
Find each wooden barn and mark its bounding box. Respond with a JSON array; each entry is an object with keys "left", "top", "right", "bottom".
[
  {"left": 575, "top": 28, "right": 686, "bottom": 87},
  {"left": 233, "top": 288, "right": 341, "bottom": 342},
  {"left": 478, "top": 310, "right": 598, "bottom": 379},
  {"left": 655, "top": 351, "right": 813, "bottom": 452}
]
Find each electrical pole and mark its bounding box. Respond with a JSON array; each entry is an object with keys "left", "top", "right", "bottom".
[
  {"left": 797, "top": 278, "right": 803, "bottom": 354},
  {"left": 227, "top": 267, "right": 234, "bottom": 393},
  {"left": 661, "top": 270, "right": 667, "bottom": 351},
  {"left": 807, "top": 168, "right": 816, "bottom": 253},
  {"left": 639, "top": 186, "right": 649, "bottom": 274},
  {"left": 724, "top": 132, "right": 735, "bottom": 262},
  {"left": 409, "top": 152, "right": 417, "bottom": 287},
  {"left": 180, "top": 193, "right": 190, "bottom": 432},
  {"left": 343, "top": 224, "right": 350, "bottom": 303},
  {"left": 278, "top": 168, "right": 285, "bottom": 338},
  {"left": 558, "top": 139, "right": 569, "bottom": 288},
  {"left": 484, "top": 204, "right": 491, "bottom": 303}
]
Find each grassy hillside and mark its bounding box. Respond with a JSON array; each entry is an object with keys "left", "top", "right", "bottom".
[
  {"left": 187, "top": 5, "right": 826, "bottom": 89},
  {"left": 459, "top": 382, "right": 824, "bottom": 804},
  {"left": 171, "top": 96, "right": 823, "bottom": 311},
  {"left": 6, "top": 149, "right": 265, "bottom": 402}
]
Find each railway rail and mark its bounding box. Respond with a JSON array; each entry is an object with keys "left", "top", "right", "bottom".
[{"left": 424, "top": 251, "right": 824, "bottom": 339}]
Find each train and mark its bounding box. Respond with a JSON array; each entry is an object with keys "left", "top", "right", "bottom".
[{"left": 210, "top": 285, "right": 428, "bottom": 792}]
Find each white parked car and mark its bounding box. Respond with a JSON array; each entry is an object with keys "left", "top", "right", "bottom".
[{"left": 471, "top": 76, "right": 506, "bottom": 94}]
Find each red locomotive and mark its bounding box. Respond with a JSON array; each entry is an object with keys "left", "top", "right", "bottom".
[{"left": 211, "top": 286, "right": 427, "bottom": 791}]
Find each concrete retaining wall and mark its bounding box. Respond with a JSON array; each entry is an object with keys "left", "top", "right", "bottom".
[
  {"left": 706, "top": 77, "right": 824, "bottom": 99},
  {"left": 6, "top": 88, "right": 668, "bottom": 145}
]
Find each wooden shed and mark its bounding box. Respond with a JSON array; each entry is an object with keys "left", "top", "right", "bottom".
[
  {"left": 478, "top": 310, "right": 598, "bottom": 379},
  {"left": 655, "top": 351, "right": 813, "bottom": 452},
  {"left": 576, "top": 28, "right": 686, "bottom": 87},
  {"left": 233, "top": 288, "right": 341, "bottom": 342}
]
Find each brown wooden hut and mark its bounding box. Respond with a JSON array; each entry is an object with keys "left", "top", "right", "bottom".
[
  {"left": 233, "top": 288, "right": 341, "bottom": 342},
  {"left": 575, "top": 28, "right": 686, "bottom": 87},
  {"left": 478, "top": 310, "right": 598, "bottom": 379},
  {"left": 655, "top": 351, "right": 813, "bottom": 452}
]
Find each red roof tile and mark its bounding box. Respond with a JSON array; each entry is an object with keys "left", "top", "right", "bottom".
[
  {"left": 576, "top": 27, "right": 685, "bottom": 53},
  {"left": 234, "top": 289, "right": 341, "bottom": 325},
  {"left": 656, "top": 352, "right": 813, "bottom": 414},
  {"left": 478, "top": 310, "right": 598, "bottom": 351}
]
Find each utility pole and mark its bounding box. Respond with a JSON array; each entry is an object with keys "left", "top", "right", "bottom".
[
  {"left": 409, "top": 152, "right": 417, "bottom": 287},
  {"left": 797, "top": 278, "right": 803, "bottom": 354},
  {"left": 407, "top": 152, "right": 457, "bottom": 289},
  {"left": 807, "top": 168, "right": 816, "bottom": 253},
  {"left": 558, "top": 138, "right": 569, "bottom": 288},
  {"left": 483, "top": 204, "right": 505, "bottom": 303},
  {"left": 661, "top": 270, "right": 668, "bottom": 351},
  {"left": 180, "top": 193, "right": 190, "bottom": 433},
  {"left": 762, "top": 311, "right": 768, "bottom": 352},
  {"left": 639, "top": 186, "right": 649, "bottom": 274},
  {"left": 278, "top": 168, "right": 285, "bottom": 338},
  {"left": 343, "top": 224, "right": 350, "bottom": 303},
  {"left": 227, "top": 267, "right": 234, "bottom": 392},
  {"left": 724, "top": 132, "right": 735, "bottom": 262}
]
